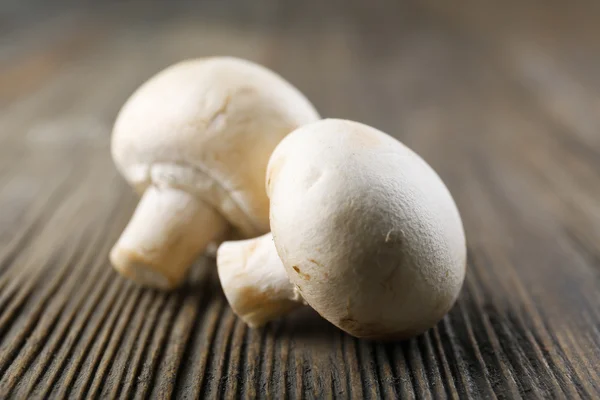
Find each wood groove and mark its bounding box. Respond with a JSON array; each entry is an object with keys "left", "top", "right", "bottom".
[
  {"left": 133, "top": 293, "right": 183, "bottom": 400},
  {"left": 395, "top": 343, "right": 417, "bottom": 400},
  {"left": 467, "top": 208, "right": 567, "bottom": 397},
  {"left": 63, "top": 281, "right": 132, "bottom": 398},
  {"left": 150, "top": 281, "right": 205, "bottom": 399},
  {"left": 257, "top": 325, "right": 273, "bottom": 399},
  {"left": 331, "top": 330, "right": 348, "bottom": 398},
  {"left": 528, "top": 327, "right": 590, "bottom": 399},
  {"left": 0, "top": 176, "right": 82, "bottom": 307},
  {"left": 291, "top": 335, "right": 303, "bottom": 400},
  {"left": 222, "top": 320, "right": 246, "bottom": 398},
  {"left": 430, "top": 327, "right": 460, "bottom": 400},
  {"left": 462, "top": 187, "right": 551, "bottom": 398},
  {"left": 463, "top": 256, "right": 521, "bottom": 399},
  {"left": 558, "top": 329, "right": 600, "bottom": 394},
  {"left": 169, "top": 264, "right": 220, "bottom": 399},
  {"left": 454, "top": 300, "right": 497, "bottom": 399},
  {"left": 85, "top": 289, "right": 143, "bottom": 399},
  {"left": 209, "top": 310, "right": 237, "bottom": 399},
  {"left": 439, "top": 315, "right": 478, "bottom": 398},
  {"left": 104, "top": 292, "right": 153, "bottom": 400},
  {"left": 358, "top": 342, "right": 378, "bottom": 399},
  {"left": 279, "top": 326, "right": 291, "bottom": 400},
  {"left": 0, "top": 225, "right": 106, "bottom": 397},
  {"left": 0, "top": 174, "right": 73, "bottom": 278},
  {"left": 351, "top": 339, "right": 367, "bottom": 399},
  {"left": 374, "top": 344, "right": 396, "bottom": 400},
  {"left": 0, "top": 226, "right": 88, "bottom": 375},
  {"left": 262, "top": 325, "right": 276, "bottom": 399},
  {"left": 19, "top": 263, "right": 110, "bottom": 397},
  {"left": 118, "top": 295, "right": 169, "bottom": 400},
  {"left": 267, "top": 324, "right": 283, "bottom": 400},
  {"left": 406, "top": 338, "right": 432, "bottom": 400},
  {"left": 50, "top": 279, "right": 127, "bottom": 398},
  {"left": 421, "top": 332, "right": 448, "bottom": 399},
  {"left": 236, "top": 322, "right": 250, "bottom": 399},
  {"left": 470, "top": 166, "right": 582, "bottom": 399},
  {"left": 194, "top": 297, "right": 227, "bottom": 398},
  {"left": 21, "top": 195, "right": 129, "bottom": 397},
  {"left": 27, "top": 265, "right": 116, "bottom": 398},
  {"left": 193, "top": 297, "right": 227, "bottom": 399}
]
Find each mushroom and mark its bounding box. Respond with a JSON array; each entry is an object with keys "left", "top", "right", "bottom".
[
  {"left": 110, "top": 57, "right": 319, "bottom": 289},
  {"left": 217, "top": 119, "right": 466, "bottom": 339}
]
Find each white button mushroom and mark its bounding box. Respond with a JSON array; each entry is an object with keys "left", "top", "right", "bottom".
[
  {"left": 110, "top": 57, "right": 319, "bottom": 289},
  {"left": 217, "top": 119, "right": 466, "bottom": 340}
]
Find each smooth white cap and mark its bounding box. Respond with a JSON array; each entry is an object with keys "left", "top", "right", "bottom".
[
  {"left": 265, "top": 119, "right": 466, "bottom": 339},
  {"left": 111, "top": 57, "right": 320, "bottom": 288}
]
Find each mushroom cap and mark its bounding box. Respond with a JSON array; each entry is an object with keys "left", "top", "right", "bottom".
[
  {"left": 266, "top": 119, "right": 466, "bottom": 339},
  {"left": 112, "top": 57, "right": 319, "bottom": 237}
]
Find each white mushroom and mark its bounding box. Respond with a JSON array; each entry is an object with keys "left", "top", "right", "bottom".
[
  {"left": 110, "top": 57, "right": 319, "bottom": 289},
  {"left": 217, "top": 119, "right": 466, "bottom": 339}
]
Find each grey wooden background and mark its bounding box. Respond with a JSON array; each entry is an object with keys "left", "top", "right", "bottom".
[{"left": 1, "top": 0, "right": 600, "bottom": 398}]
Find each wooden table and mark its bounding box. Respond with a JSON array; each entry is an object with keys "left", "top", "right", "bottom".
[{"left": 1, "top": 1, "right": 600, "bottom": 398}]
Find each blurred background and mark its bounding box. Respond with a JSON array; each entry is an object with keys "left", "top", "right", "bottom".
[{"left": 1, "top": 0, "right": 600, "bottom": 398}]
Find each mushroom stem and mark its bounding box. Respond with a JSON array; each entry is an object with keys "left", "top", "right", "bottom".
[
  {"left": 110, "top": 185, "right": 228, "bottom": 289},
  {"left": 217, "top": 233, "right": 304, "bottom": 327}
]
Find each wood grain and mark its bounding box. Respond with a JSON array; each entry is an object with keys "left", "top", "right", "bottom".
[{"left": 1, "top": 1, "right": 599, "bottom": 398}]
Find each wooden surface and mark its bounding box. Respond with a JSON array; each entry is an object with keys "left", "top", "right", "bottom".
[{"left": 1, "top": 1, "right": 600, "bottom": 398}]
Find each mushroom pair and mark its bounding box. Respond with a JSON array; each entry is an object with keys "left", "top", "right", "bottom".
[{"left": 111, "top": 57, "right": 466, "bottom": 339}]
